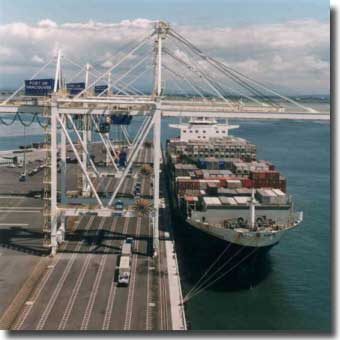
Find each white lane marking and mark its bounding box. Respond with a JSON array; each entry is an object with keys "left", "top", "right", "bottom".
[
  {"left": 81, "top": 217, "right": 119, "bottom": 330},
  {"left": 146, "top": 216, "right": 152, "bottom": 330},
  {"left": 124, "top": 169, "right": 147, "bottom": 330},
  {"left": 13, "top": 217, "right": 86, "bottom": 330},
  {"left": 57, "top": 217, "right": 106, "bottom": 330},
  {"left": 0, "top": 196, "right": 26, "bottom": 223},
  {"left": 0, "top": 206, "right": 42, "bottom": 210},
  {"left": 34, "top": 217, "right": 94, "bottom": 330},
  {"left": 124, "top": 217, "right": 141, "bottom": 331},
  {"left": 0, "top": 210, "right": 41, "bottom": 213},
  {"left": 58, "top": 253, "right": 93, "bottom": 330},
  {"left": 0, "top": 223, "right": 28, "bottom": 226},
  {"left": 102, "top": 282, "right": 117, "bottom": 330},
  {"left": 14, "top": 265, "right": 56, "bottom": 330},
  {"left": 102, "top": 217, "right": 129, "bottom": 330},
  {"left": 0, "top": 196, "right": 29, "bottom": 199}
]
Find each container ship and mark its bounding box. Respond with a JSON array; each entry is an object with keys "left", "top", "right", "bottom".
[{"left": 165, "top": 118, "right": 303, "bottom": 252}]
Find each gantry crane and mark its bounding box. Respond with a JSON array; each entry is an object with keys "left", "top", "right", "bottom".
[{"left": 0, "top": 21, "right": 330, "bottom": 256}]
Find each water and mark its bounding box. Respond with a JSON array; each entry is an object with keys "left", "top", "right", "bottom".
[
  {"left": 0, "top": 113, "right": 331, "bottom": 332},
  {"left": 171, "top": 119, "right": 331, "bottom": 332}
]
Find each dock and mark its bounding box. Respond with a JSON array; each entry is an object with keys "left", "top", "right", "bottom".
[
  {"left": 0, "top": 19, "right": 325, "bottom": 333},
  {"left": 0, "top": 146, "right": 186, "bottom": 331}
]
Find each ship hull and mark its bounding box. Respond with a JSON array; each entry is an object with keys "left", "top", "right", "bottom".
[
  {"left": 163, "top": 154, "right": 280, "bottom": 253},
  {"left": 164, "top": 161, "right": 275, "bottom": 288},
  {"left": 187, "top": 219, "right": 284, "bottom": 248},
  {"left": 170, "top": 207, "right": 274, "bottom": 290}
]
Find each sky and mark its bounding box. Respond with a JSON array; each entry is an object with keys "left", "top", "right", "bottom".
[{"left": 0, "top": 0, "right": 330, "bottom": 94}]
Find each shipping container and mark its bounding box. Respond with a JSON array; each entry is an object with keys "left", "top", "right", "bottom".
[
  {"left": 219, "top": 197, "right": 237, "bottom": 205},
  {"left": 241, "top": 178, "right": 254, "bottom": 188},
  {"left": 234, "top": 196, "right": 250, "bottom": 205},
  {"left": 226, "top": 179, "right": 242, "bottom": 189},
  {"left": 256, "top": 188, "right": 286, "bottom": 205},
  {"left": 235, "top": 188, "right": 252, "bottom": 196},
  {"left": 217, "top": 188, "right": 237, "bottom": 196},
  {"left": 203, "top": 197, "right": 222, "bottom": 208}
]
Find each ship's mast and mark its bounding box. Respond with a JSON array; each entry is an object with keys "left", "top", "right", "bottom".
[
  {"left": 249, "top": 188, "right": 256, "bottom": 230},
  {"left": 23, "top": 126, "right": 26, "bottom": 176}
]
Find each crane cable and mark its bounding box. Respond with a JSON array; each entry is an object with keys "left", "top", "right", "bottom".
[
  {"left": 168, "top": 29, "right": 279, "bottom": 108},
  {"left": 36, "top": 113, "right": 50, "bottom": 128},
  {"left": 0, "top": 113, "right": 18, "bottom": 126},
  {"left": 0, "top": 112, "right": 38, "bottom": 127},
  {"left": 17, "top": 113, "right": 37, "bottom": 127}
]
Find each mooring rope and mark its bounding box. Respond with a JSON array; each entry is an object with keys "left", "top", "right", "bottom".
[
  {"left": 183, "top": 247, "right": 258, "bottom": 303},
  {"left": 183, "top": 245, "right": 245, "bottom": 302},
  {"left": 183, "top": 242, "right": 233, "bottom": 301}
]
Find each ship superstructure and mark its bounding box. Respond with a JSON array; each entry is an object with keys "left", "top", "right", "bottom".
[{"left": 166, "top": 118, "right": 303, "bottom": 248}]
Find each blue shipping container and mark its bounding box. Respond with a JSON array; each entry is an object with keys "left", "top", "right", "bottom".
[
  {"left": 66, "top": 82, "right": 85, "bottom": 95},
  {"left": 198, "top": 159, "right": 207, "bottom": 169},
  {"left": 25, "top": 79, "right": 55, "bottom": 96}
]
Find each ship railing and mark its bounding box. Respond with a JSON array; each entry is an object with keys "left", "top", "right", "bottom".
[{"left": 218, "top": 220, "right": 294, "bottom": 232}]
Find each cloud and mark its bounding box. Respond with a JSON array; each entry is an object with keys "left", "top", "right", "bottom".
[
  {"left": 0, "top": 18, "right": 330, "bottom": 94},
  {"left": 101, "top": 60, "right": 114, "bottom": 68},
  {"left": 38, "top": 19, "right": 58, "bottom": 28},
  {"left": 31, "top": 55, "right": 44, "bottom": 64}
]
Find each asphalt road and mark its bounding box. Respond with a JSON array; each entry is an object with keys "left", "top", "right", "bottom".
[
  {"left": 2, "top": 145, "right": 172, "bottom": 330},
  {"left": 12, "top": 214, "right": 171, "bottom": 330},
  {"left": 0, "top": 195, "right": 44, "bottom": 318}
]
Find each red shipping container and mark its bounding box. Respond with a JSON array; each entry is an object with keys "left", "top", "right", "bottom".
[{"left": 242, "top": 178, "right": 254, "bottom": 188}]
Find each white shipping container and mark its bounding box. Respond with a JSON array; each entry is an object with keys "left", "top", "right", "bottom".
[
  {"left": 219, "top": 197, "right": 237, "bottom": 205},
  {"left": 272, "top": 189, "right": 287, "bottom": 204},
  {"left": 121, "top": 243, "right": 132, "bottom": 256},
  {"left": 226, "top": 179, "right": 242, "bottom": 189},
  {"left": 203, "top": 197, "right": 222, "bottom": 207},
  {"left": 176, "top": 176, "right": 191, "bottom": 181},
  {"left": 257, "top": 188, "right": 286, "bottom": 205},
  {"left": 272, "top": 188, "right": 286, "bottom": 196},
  {"left": 256, "top": 189, "right": 272, "bottom": 204},
  {"left": 234, "top": 196, "right": 250, "bottom": 205},
  {"left": 119, "top": 255, "right": 130, "bottom": 270}
]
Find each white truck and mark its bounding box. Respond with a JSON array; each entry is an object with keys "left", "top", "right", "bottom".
[
  {"left": 117, "top": 238, "right": 134, "bottom": 286},
  {"left": 118, "top": 255, "right": 131, "bottom": 286}
]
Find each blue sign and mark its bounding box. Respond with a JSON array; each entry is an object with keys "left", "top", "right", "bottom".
[
  {"left": 94, "top": 85, "right": 108, "bottom": 95},
  {"left": 25, "top": 79, "right": 55, "bottom": 96},
  {"left": 66, "top": 82, "right": 85, "bottom": 95}
]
